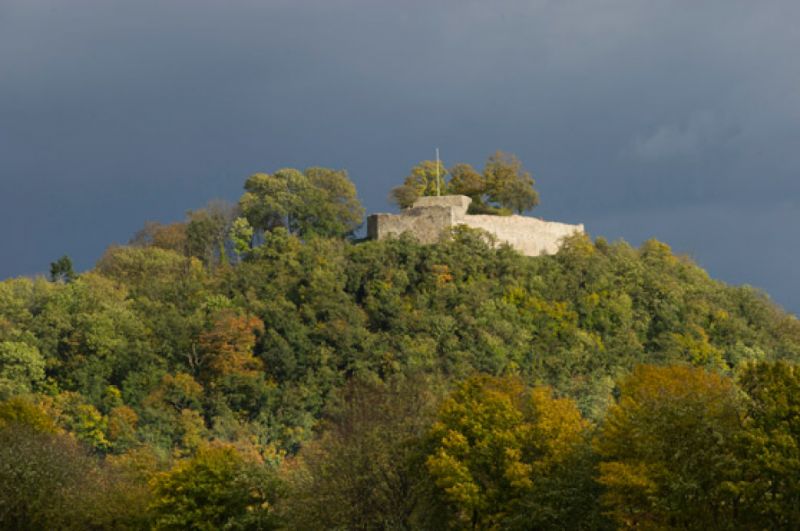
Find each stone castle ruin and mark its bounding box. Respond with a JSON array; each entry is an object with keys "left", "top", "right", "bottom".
[{"left": 367, "top": 195, "right": 584, "bottom": 257}]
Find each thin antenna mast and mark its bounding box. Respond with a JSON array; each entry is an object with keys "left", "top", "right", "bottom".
[{"left": 435, "top": 148, "right": 440, "bottom": 196}]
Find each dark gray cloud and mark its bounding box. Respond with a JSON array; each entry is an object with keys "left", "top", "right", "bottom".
[{"left": 2, "top": 0, "right": 799, "bottom": 312}]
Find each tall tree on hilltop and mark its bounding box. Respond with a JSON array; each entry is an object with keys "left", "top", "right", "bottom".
[
  {"left": 299, "top": 167, "right": 365, "bottom": 237},
  {"left": 186, "top": 200, "right": 237, "bottom": 269},
  {"left": 240, "top": 167, "right": 363, "bottom": 239},
  {"left": 483, "top": 150, "right": 539, "bottom": 214},
  {"left": 129, "top": 221, "right": 188, "bottom": 254},
  {"left": 49, "top": 255, "right": 75, "bottom": 283},
  {"left": 390, "top": 151, "right": 539, "bottom": 214},
  {"left": 390, "top": 159, "right": 449, "bottom": 208},
  {"left": 447, "top": 162, "right": 485, "bottom": 205}
]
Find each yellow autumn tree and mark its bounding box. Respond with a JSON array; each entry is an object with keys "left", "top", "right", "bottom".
[
  {"left": 149, "top": 442, "right": 282, "bottom": 530},
  {"left": 594, "top": 365, "right": 743, "bottom": 529},
  {"left": 425, "top": 375, "right": 589, "bottom": 529}
]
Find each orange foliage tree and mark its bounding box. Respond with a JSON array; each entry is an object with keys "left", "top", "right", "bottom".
[{"left": 198, "top": 311, "right": 265, "bottom": 380}]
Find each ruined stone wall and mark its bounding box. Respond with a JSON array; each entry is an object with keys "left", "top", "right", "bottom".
[
  {"left": 461, "top": 214, "right": 584, "bottom": 256},
  {"left": 367, "top": 195, "right": 584, "bottom": 257},
  {"left": 367, "top": 206, "right": 455, "bottom": 244}
]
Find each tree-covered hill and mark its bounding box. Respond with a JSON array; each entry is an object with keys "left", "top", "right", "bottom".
[{"left": 2, "top": 163, "right": 799, "bottom": 529}]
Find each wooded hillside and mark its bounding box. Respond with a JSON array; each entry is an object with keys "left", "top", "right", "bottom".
[{"left": 2, "top": 165, "right": 799, "bottom": 529}]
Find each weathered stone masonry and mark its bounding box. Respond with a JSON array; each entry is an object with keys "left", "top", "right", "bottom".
[{"left": 367, "top": 195, "right": 584, "bottom": 257}]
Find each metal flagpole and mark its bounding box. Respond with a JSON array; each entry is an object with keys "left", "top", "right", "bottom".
[{"left": 436, "top": 148, "right": 440, "bottom": 196}]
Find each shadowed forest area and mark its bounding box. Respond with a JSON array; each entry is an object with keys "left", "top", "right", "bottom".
[{"left": 2, "top": 162, "right": 800, "bottom": 529}]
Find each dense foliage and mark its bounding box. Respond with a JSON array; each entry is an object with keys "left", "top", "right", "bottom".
[
  {"left": 391, "top": 151, "right": 539, "bottom": 214},
  {"left": 2, "top": 163, "right": 800, "bottom": 528}
]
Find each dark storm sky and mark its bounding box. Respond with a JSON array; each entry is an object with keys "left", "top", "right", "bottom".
[{"left": 2, "top": 0, "right": 799, "bottom": 313}]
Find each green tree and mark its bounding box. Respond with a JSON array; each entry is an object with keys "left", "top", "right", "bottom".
[
  {"left": 300, "top": 166, "right": 365, "bottom": 237},
  {"left": 41, "top": 391, "right": 112, "bottom": 452},
  {"left": 736, "top": 361, "right": 800, "bottom": 528},
  {"left": 186, "top": 200, "right": 237, "bottom": 268},
  {"left": 594, "top": 365, "right": 743, "bottom": 529},
  {"left": 239, "top": 170, "right": 296, "bottom": 233},
  {"left": 240, "top": 167, "right": 363, "bottom": 239},
  {"left": 31, "top": 271, "right": 159, "bottom": 408},
  {"left": 229, "top": 216, "right": 254, "bottom": 261},
  {"left": 282, "top": 375, "right": 443, "bottom": 529},
  {"left": 0, "top": 423, "right": 91, "bottom": 529},
  {"left": 448, "top": 163, "right": 488, "bottom": 212},
  {"left": 0, "top": 341, "right": 45, "bottom": 399},
  {"left": 149, "top": 443, "right": 282, "bottom": 530},
  {"left": 390, "top": 152, "right": 539, "bottom": 214},
  {"left": 483, "top": 151, "right": 539, "bottom": 214},
  {"left": 390, "top": 159, "right": 449, "bottom": 208},
  {"left": 49, "top": 255, "right": 76, "bottom": 283},
  {"left": 0, "top": 398, "right": 147, "bottom": 529}
]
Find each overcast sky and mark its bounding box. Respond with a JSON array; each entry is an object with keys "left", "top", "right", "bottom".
[{"left": 1, "top": 0, "right": 799, "bottom": 313}]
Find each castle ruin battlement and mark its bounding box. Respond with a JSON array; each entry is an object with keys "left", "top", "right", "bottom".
[{"left": 367, "top": 195, "right": 584, "bottom": 257}]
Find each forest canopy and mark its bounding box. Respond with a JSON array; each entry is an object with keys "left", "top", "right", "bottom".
[{"left": 2, "top": 160, "right": 800, "bottom": 529}]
